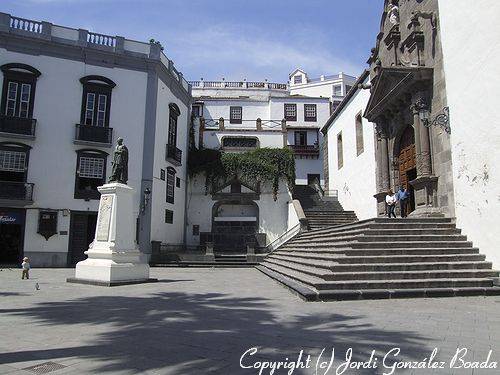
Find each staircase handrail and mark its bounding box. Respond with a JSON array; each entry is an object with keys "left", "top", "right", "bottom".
[
  {"left": 265, "top": 223, "right": 301, "bottom": 253},
  {"left": 266, "top": 199, "right": 309, "bottom": 252}
]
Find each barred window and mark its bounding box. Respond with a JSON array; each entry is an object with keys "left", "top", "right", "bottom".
[
  {"left": 75, "top": 150, "right": 107, "bottom": 200},
  {"left": 0, "top": 150, "right": 26, "bottom": 172},
  {"left": 293, "top": 75, "right": 302, "bottom": 84},
  {"left": 230, "top": 106, "right": 242, "bottom": 124},
  {"left": 304, "top": 104, "right": 317, "bottom": 121},
  {"left": 284, "top": 103, "right": 297, "bottom": 121},
  {"left": 166, "top": 168, "right": 176, "bottom": 204}
]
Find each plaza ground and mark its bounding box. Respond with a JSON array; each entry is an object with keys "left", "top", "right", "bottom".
[{"left": 0, "top": 267, "right": 499, "bottom": 375}]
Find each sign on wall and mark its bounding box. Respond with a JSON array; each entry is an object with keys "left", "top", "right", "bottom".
[{"left": 38, "top": 211, "right": 58, "bottom": 240}]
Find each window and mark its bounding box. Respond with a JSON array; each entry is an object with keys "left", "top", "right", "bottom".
[
  {"left": 74, "top": 149, "right": 107, "bottom": 200},
  {"left": 176, "top": 177, "right": 181, "bottom": 188},
  {"left": 1, "top": 63, "right": 41, "bottom": 119},
  {"left": 331, "top": 101, "right": 341, "bottom": 114},
  {"left": 165, "top": 209, "right": 173, "bottom": 224},
  {"left": 79, "top": 76, "right": 115, "bottom": 128},
  {"left": 293, "top": 75, "right": 302, "bottom": 84},
  {"left": 284, "top": 104, "right": 297, "bottom": 121},
  {"left": 0, "top": 143, "right": 30, "bottom": 182},
  {"left": 304, "top": 104, "right": 317, "bottom": 122},
  {"left": 337, "top": 132, "right": 343, "bottom": 169},
  {"left": 294, "top": 131, "right": 307, "bottom": 146},
  {"left": 355, "top": 112, "right": 364, "bottom": 156},
  {"left": 345, "top": 85, "right": 353, "bottom": 94},
  {"left": 160, "top": 169, "right": 165, "bottom": 181},
  {"left": 166, "top": 167, "right": 176, "bottom": 204},
  {"left": 333, "top": 85, "right": 342, "bottom": 96},
  {"left": 168, "top": 103, "right": 180, "bottom": 148},
  {"left": 222, "top": 137, "right": 258, "bottom": 150},
  {"left": 230, "top": 106, "right": 242, "bottom": 124}
]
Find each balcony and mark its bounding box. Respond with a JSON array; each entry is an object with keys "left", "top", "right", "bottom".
[
  {"left": 166, "top": 143, "right": 182, "bottom": 165},
  {"left": 0, "top": 181, "right": 34, "bottom": 206},
  {"left": 290, "top": 144, "right": 320, "bottom": 158},
  {"left": 74, "top": 124, "right": 113, "bottom": 146},
  {"left": 0, "top": 115, "right": 37, "bottom": 139}
]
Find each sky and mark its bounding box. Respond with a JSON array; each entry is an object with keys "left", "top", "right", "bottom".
[{"left": 1, "top": 0, "right": 384, "bottom": 82}]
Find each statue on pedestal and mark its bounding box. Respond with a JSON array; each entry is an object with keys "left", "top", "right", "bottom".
[{"left": 109, "top": 138, "right": 128, "bottom": 184}]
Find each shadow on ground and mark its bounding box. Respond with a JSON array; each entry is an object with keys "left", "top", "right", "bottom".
[{"left": 0, "top": 292, "right": 434, "bottom": 374}]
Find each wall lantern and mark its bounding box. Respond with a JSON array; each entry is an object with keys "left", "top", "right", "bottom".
[
  {"left": 141, "top": 187, "right": 151, "bottom": 214},
  {"left": 421, "top": 107, "right": 451, "bottom": 134}
]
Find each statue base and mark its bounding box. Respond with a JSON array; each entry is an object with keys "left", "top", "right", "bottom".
[{"left": 68, "top": 183, "right": 154, "bottom": 286}]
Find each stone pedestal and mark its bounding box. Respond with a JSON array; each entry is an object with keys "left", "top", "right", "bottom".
[
  {"left": 68, "top": 183, "right": 154, "bottom": 286},
  {"left": 409, "top": 175, "right": 444, "bottom": 217},
  {"left": 374, "top": 192, "right": 388, "bottom": 217}
]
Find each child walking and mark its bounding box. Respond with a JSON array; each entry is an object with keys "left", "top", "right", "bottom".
[{"left": 21, "top": 257, "right": 30, "bottom": 280}]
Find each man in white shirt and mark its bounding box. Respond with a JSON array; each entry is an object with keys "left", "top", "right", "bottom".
[{"left": 385, "top": 190, "right": 397, "bottom": 218}]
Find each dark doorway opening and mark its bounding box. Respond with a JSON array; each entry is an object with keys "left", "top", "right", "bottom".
[
  {"left": 307, "top": 174, "right": 320, "bottom": 185},
  {"left": 0, "top": 209, "right": 25, "bottom": 265},
  {"left": 68, "top": 211, "right": 97, "bottom": 266}
]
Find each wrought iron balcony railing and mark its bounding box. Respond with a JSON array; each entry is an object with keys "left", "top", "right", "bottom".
[
  {"left": 0, "top": 181, "right": 34, "bottom": 202},
  {"left": 0, "top": 115, "right": 37, "bottom": 137},
  {"left": 75, "top": 124, "right": 113, "bottom": 145},
  {"left": 289, "top": 144, "right": 320, "bottom": 156},
  {"left": 165, "top": 143, "right": 182, "bottom": 164}
]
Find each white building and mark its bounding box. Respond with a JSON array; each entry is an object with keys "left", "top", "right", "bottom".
[
  {"left": 0, "top": 12, "right": 191, "bottom": 266},
  {"left": 190, "top": 80, "right": 330, "bottom": 186},
  {"left": 289, "top": 68, "right": 357, "bottom": 113},
  {"left": 321, "top": 71, "right": 378, "bottom": 220}
]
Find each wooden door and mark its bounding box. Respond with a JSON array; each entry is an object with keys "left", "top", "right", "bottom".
[
  {"left": 68, "top": 212, "right": 97, "bottom": 266},
  {"left": 398, "top": 127, "right": 416, "bottom": 190}
]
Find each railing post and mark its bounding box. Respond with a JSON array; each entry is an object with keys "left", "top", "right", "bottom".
[
  {"left": 40, "top": 21, "right": 52, "bottom": 40},
  {"left": 0, "top": 12, "right": 11, "bottom": 32},
  {"left": 78, "top": 29, "right": 88, "bottom": 47},
  {"left": 115, "top": 36, "right": 125, "bottom": 53}
]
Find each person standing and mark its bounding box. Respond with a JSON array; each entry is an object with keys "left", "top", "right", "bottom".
[
  {"left": 21, "top": 257, "right": 30, "bottom": 280},
  {"left": 386, "top": 190, "right": 397, "bottom": 218},
  {"left": 397, "top": 186, "right": 409, "bottom": 218}
]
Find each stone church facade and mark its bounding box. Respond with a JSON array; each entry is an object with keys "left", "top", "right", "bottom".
[{"left": 365, "top": 0, "right": 453, "bottom": 218}]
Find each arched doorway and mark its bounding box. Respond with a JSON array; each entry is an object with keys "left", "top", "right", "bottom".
[
  {"left": 211, "top": 201, "right": 258, "bottom": 253},
  {"left": 397, "top": 126, "right": 417, "bottom": 214}
]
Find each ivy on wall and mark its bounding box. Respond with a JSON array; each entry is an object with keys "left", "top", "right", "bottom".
[{"left": 188, "top": 148, "right": 296, "bottom": 200}]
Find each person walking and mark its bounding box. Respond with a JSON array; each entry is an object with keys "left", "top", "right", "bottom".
[
  {"left": 397, "top": 186, "right": 409, "bottom": 218},
  {"left": 386, "top": 190, "right": 397, "bottom": 218},
  {"left": 21, "top": 257, "right": 30, "bottom": 280}
]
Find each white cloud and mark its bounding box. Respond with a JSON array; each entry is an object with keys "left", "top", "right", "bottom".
[{"left": 163, "top": 25, "right": 363, "bottom": 82}]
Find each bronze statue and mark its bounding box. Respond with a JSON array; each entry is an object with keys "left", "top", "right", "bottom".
[{"left": 109, "top": 138, "right": 129, "bottom": 184}]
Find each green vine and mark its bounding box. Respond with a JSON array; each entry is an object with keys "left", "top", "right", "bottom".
[{"left": 188, "top": 148, "right": 295, "bottom": 200}]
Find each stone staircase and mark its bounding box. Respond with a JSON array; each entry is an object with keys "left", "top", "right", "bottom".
[
  {"left": 293, "top": 185, "right": 358, "bottom": 229},
  {"left": 258, "top": 217, "right": 500, "bottom": 301}
]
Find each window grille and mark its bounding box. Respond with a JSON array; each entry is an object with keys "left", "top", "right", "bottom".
[
  {"left": 79, "top": 156, "right": 104, "bottom": 179},
  {"left": 0, "top": 150, "right": 26, "bottom": 172}
]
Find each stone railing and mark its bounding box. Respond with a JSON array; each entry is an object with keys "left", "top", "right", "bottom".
[
  {"left": 87, "top": 31, "right": 116, "bottom": 47},
  {"left": 0, "top": 12, "right": 191, "bottom": 95},
  {"left": 189, "top": 79, "right": 289, "bottom": 91}
]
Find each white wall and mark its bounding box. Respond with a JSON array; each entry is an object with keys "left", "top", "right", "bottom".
[
  {"left": 326, "top": 86, "right": 377, "bottom": 219},
  {"left": 439, "top": 0, "right": 500, "bottom": 268},
  {"left": 149, "top": 77, "right": 190, "bottom": 246},
  {"left": 0, "top": 49, "right": 148, "bottom": 265},
  {"left": 186, "top": 174, "right": 291, "bottom": 247}
]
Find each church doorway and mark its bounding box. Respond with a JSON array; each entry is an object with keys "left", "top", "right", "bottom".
[{"left": 397, "top": 126, "right": 417, "bottom": 215}]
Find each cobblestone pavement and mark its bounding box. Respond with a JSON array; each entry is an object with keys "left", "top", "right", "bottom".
[{"left": 0, "top": 267, "right": 498, "bottom": 375}]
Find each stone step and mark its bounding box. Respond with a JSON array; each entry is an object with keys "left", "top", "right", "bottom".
[
  {"left": 290, "top": 232, "right": 466, "bottom": 245},
  {"left": 329, "top": 261, "right": 495, "bottom": 272},
  {"left": 261, "top": 262, "right": 495, "bottom": 290},
  {"left": 269, "top": 254, "right": 494, "bottom": 272},
  {"left": 299, "top": 222, "right": 458, "bottom": 238},
  {"left": 264, "top": 257, "right": 499, "bottom": 281},
  {"left": 275, "top": 246, "right": 480, "bottom": 257},
  {"left": 282, "top": 240, "right": 474, "bottom": 250}
]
